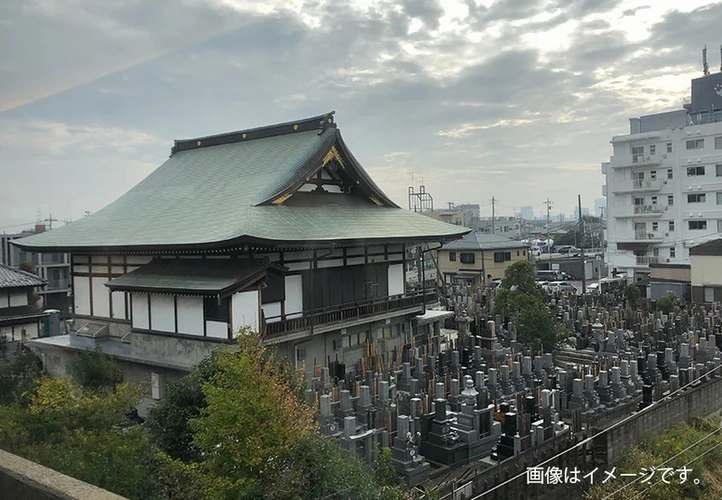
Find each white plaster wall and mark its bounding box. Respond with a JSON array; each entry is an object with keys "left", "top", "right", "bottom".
[
  {"left": 132, "top": 293, "right": 149, "bottom": 329},
  {"left": 150, "top": 294, "right": 175, "bottom": 333},
  {"left": 388, "top": 264, "right": 405, "bottom": 296},
  {"left": 691, "top": 255, "right": 722, "bottom": 286},
  {"left": 317, "top": 259, "right": 344, "bottom": 268},
  {"left": 262, "top": 301, "right": 282, "bottom": 323},
  {"left": 232, "top": 290, "right": 259, "bottom": 333},
  {"left": 73, "top": 276, "right": 91, "bottom": 316},
  {"left": 9, "top": 291, "right": 27, "bottom": 307},
  {"left": 92, "top": 277, "right": 110, "bottom": 318},
  {"left": 206, "top": 320, "right": 228, "bottom": 339},
  {"left": 111, "top": 291, "right": 126, "bottom": 320},
  {"left": 346, "top": 257, "right": 365, "bottom": 266},
  {"left": 24, "top": 322, "right": 39, "bottom": 339},
  {"left": 177, "top": 296, "right": 204, "bottom": 335},
  {"left": 285, "top": 275, "right": 303, "bottom": 319}
]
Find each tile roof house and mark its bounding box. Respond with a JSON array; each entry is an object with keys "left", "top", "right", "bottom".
[
  {"left": 13, "top": 112, "right": 468, "bottom": 407},
  {"left": 436, "top": 232, "right": 529, "bottom": 285},
  {"left": 0, "top": 264, "right": 48, "bottom": 343}
]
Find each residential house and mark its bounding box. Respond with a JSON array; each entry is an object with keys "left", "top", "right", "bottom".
[
  {"left": 690, "top": 238, "right": 722, "bottom": 303},
  {"left": 13, "top": 112, "right": 468, "bottom": 404},
  {"left": 0, "top": 265, "right": 48, "bottom": 344},
  {"left": 437, "top": 232, "right": 528, "bottom": 285}
]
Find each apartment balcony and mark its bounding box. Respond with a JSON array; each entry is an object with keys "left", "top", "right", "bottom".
[
  {"left": 613, "top": 179, "right": 664, "bottom": 193},
  {"left": 261, "top": 290, "right": 437, "bottom": 342},
  {"left": 614, "top": 205, "right": 667, "bottom": 218},
  {"left": 635, "top": 256, "right": 660, "bottom": 266},
  {"left": 611, "top": 155, "right": 662, "bottom": 169},
  {"left": 617, "top": 232, "right": 664, "bottom": 244}
]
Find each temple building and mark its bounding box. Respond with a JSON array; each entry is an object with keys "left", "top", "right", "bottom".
[{"left": 13, "top": 112, "right": 467, "bottom": 405}]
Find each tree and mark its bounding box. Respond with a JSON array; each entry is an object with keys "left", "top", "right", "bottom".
[
  {"left": 624, "top": 283, "right": 642, "bottom": 309},
  {"left": 492, "top": 261, "right": 544, "bottom": 318},
  {"left": 0, "top": 350, "right": 42, "bottom": 405},
  {"left": 147, "top": 352, "right": 218, "bottom": 462},
  {"left": 68, "top": 347, "right": 123, "bottom": 392},
  {"left": 656, "top": 292, "right": 677, "bottom": 315},
  {"left": 189, "top": 331, "right": 316, "bottom": 498}
]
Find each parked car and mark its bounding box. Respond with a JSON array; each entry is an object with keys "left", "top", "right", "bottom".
[
  {"left": 529, "top": 248, "right": 542, "bottom": 258},
  {"left": 559, "top": 271, "right": 575, "bottom": 280},
  {"left": 548, "top": 281, "right": 577, "bottom": 294},
  {"left": 536, "top": 281, "right": 551, "bottom": 292},
  {"left": 536, "top": 270, "right": 562, "bottom": 281},
  {"left": 559, "top": 246, "right": 581, "bottom": 256},
  {"left": 586, "top": 283, "right": 600, "bottom": 294}
]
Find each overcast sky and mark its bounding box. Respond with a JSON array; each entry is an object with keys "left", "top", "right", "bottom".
[{"left": 1, "top": 0, "right": 720, "bottom": 231}]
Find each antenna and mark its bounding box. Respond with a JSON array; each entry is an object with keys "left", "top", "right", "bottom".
[
  {"left": 719, "top": 44, "right": 722, "bottom": 72},
  {"left": 703, "top": 45, "right": 710, "bottom": 76}
]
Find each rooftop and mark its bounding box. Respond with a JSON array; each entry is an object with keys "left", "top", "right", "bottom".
[
  {"left": 690, "top": 238, "right": 722, "bottom": 257},
  {"left": 440, "top": 232, "right": 526, "bottom": 252},
  {"left": 0, "top": 264, "right": 46, "bottom": 289},
  {"left": 13, "top": 113, "right": 468, "bottom": 253},
  {"left": 105, "top": 258, "right": 283, "bottom": 297}
]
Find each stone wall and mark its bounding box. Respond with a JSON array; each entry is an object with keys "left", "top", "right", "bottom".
[
  {"left": 0, "top": 448, "right": 127, "bottom": 500},
  {"left": 596, "top": 374, "right": 722, "bottom": 464}
]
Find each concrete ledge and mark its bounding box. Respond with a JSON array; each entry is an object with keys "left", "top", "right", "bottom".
[{"left": 0, "top": 448, "right": 127, "bottom": 500}]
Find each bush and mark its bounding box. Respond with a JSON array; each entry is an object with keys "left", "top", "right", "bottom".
[
  {"left": 68, "top": 347, "right": 123, "bottom": 391},
  {"left": 657, "top": 292, "right": 677, "bottom": 315}
]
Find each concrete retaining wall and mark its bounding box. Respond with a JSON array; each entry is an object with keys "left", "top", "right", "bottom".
[{"left": 0, "top": 448, "right": 127, "bottom": 500}]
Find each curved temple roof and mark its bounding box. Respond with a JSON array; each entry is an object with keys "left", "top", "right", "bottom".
[{"left": 14, "top": 112, "right": 469, "bottom": 252}]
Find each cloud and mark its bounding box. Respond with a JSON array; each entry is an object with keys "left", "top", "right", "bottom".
[{"left": 1, "top": 0, "right": 719, "bottom": 228}]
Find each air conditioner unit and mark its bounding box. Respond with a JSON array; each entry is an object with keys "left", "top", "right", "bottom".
[{"left": 666, "top": 258, "right": 670, "bottom": 263}]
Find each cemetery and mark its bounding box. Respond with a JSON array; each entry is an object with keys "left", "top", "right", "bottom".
[{"left": 302, "top": 282, "right": 722, "bottom": 498}]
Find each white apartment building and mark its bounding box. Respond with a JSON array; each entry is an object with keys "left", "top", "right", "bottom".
[{"left": 603, "top": 67, "right": 722, "bottom": 281}]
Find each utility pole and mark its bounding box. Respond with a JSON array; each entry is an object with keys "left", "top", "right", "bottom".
[
  {"left": 578, "top": 194, "right": 586, "bottom": 293},
  {"left": 543, "top": 199, "right": 553, "bottom": 261},
  {"left": 491, "top": 196, "right": 496, "bottom": 234},
  {"left": 44, "top": 214, "right": 58, "bottom": 230}
]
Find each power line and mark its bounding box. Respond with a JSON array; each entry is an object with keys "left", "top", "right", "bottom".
[
  {"left": 625, "top": 439, "right": 722, "bottom": 500},
  {"left": 601, "top": 424, "right": 722, "bottom": 499},
  {"left": 471, "top": 363, "right": 722, "bottom": 499}
]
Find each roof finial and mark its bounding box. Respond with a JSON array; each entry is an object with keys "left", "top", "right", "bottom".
[{"left": 703, "top": 45, "right": 710, "bottom": 76}]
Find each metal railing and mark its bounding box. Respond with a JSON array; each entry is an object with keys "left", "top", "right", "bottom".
[
  {"left": 632, "top": 179, "right": 661, "bottom": 190},
  {"left": 633, "top": 204, "right": 665, "bottom": 215},
  {"left": 262, "top": 290, "right": 437, "bottom": 339},
  {"left": 634, "top": 232, "right": 661, "bottom": 240},
  {"left": 635, "top": 256, "right": 659, "bottom": 266}
]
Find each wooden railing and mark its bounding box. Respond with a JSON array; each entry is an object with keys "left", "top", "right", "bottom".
[{"left": 262, "top": 290, "right": 437, "bottom": 339}]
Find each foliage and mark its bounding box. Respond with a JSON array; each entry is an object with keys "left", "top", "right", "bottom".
[
  {"left": 147, "top": 352, "right": 218, "bottom": 462},
  {"left": 624, "top": 284, "right": 642, "bottom": 309},
  {"left": 493, "top": 261, "right": 566, "bottom": 352},
  {"left": 0, "top": 375, "right": 158, "bottom": 500},
  {"left": 189, "top": 331, "right": 316, "bottom": 498},
  {"left": 24, "top": 428, "right": 165, "bottom": 500},
  {"left": 68, "top": 347, "right": 123, "bottom": 391},
  {"left": 657, "top": 292, "right": 678, "bottom": 315},
  {"left": 588, "top": 418, "right": 722, "bottom": 500},
  {"left": 515, "top": 298, "right": 568, "bottom": 352},
  {"left": 261, "top": 432, "right": 405, "bottom": 500},
  {"left": 492, "top": 261, "right": 544, "bottom": 318},
  {"left": 0, "top": 350, "right": 42, "bottom": 405}
]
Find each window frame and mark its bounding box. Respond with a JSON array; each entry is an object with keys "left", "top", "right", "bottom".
[
  {"left": 460, "top": 252, "right": 475, "bottom": 264},
  {"left": 686, "top": 139, "right": 704, "bottom": 150},
  {"left": 687, "top": 193, "right": 706, "bottom": 203},
  {"left": 688, "top": 220, "right": 708, "bottom": 230}
]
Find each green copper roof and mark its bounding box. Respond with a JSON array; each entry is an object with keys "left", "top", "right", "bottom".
[
  {"left": 105, "top": 259, "right": 275, "bottom": 296},
  {"left": 14, "top": 113, "right": 469, "bottom": 252}
]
